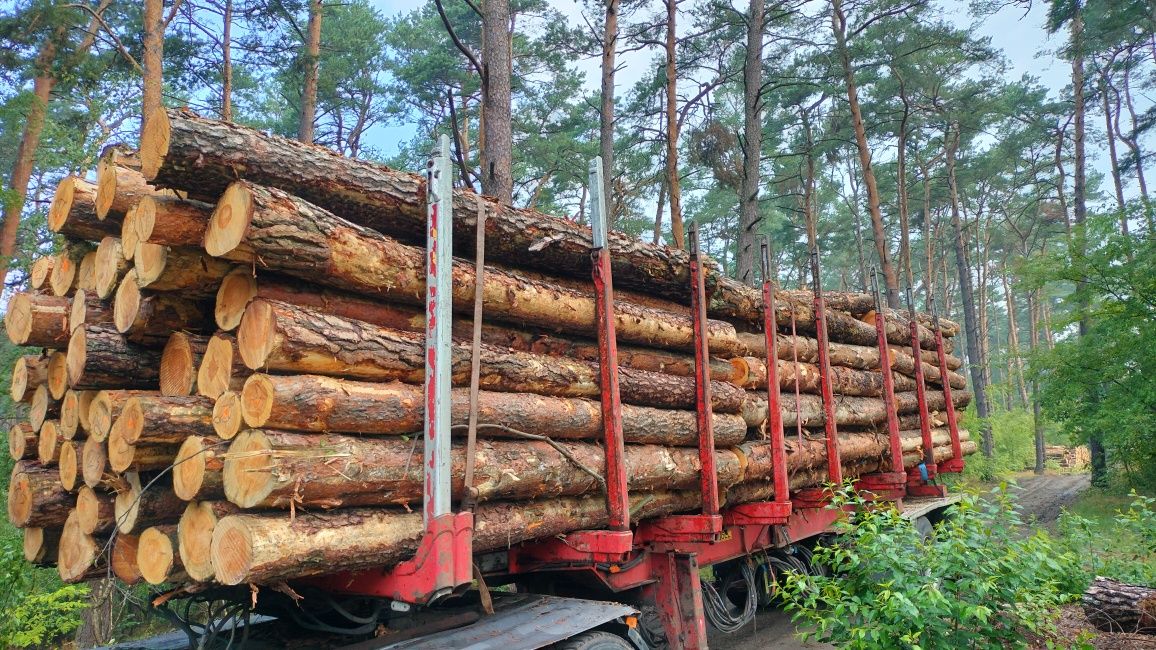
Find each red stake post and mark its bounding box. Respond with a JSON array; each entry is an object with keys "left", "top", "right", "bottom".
[
  {"left": 855, "top": 271, "right": 907, "bottom": 501},
  {"left": 932, "top": 300, "right": 965, "bottom": 473}
]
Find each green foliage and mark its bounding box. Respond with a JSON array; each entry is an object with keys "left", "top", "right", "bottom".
[
  {"left": 1057, "top": 491, "right": 1156, "bottom": 587},
  {"left": 959, "top": 408, "right": 1039, "bottom": 481},
  {"left": 1, "top": 582, "right": 89, "bottom": 648},
  {"left": 779, "top": 485, "right": 1081, "bottom": 649}
]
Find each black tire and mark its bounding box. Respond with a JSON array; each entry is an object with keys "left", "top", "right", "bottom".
[
  {"left": 553, "top": 630, "right": 634, "bottom": 650},
  {"left": 914, "top": 515, "right": 933, "bottom": 540}
]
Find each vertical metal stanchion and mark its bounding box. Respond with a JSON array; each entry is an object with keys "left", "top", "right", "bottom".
[
  {"left": 811, "top": 251, "right": 842, "bottom": 486},
  {"left": 689, "top": 225, "right": 720, "bottom": 518},
  {"left": 871, "top": 271, "right": 905, "bottom": 476},
  {"left": 762, "top": 240, "right": 790, "bottom": 506},
  {"left": 906, "top": 287, "right": 939, "bottom": 487},
  {"left": 423, "top": 134, "right": 453, "bottom": 526},
  {"left": 931, "top": 298, "right": 965, "bottom": 472}
]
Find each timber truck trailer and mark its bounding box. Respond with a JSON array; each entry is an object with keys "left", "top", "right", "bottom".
[{"left": 139, "top": 137, "right": 966, "bottom": 650}]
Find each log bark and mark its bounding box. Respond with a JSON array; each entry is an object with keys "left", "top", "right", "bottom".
[
  {"left": 113, "top": 278, "right": 213, "bottom": 345},
  {"left": 24, "top": 527, "right": 60, "bottom": 565},
  {"left": 215, "top": 269, "right": 742, "bottom": 383},
  {"left": 37, "top": 420, "right": 62, "bottom": 465},
  {"left": 58, "top": 441, "right": 81, "bottom": 491},
  {"left": 90, "top": 390, "right": 159, "bottom": 442},
  {"left": 121, "top": 195, "right": 211, "bottom": 256},
  {"left": 95, "top": 157, "right": 159, "bottom": 221},
  {"left": 160, "top": 332, "right": 208, "bottom": 396},
  {"left": 11, "top": 354, "right": 49, "bottom": 403},
  {"left": 8, "top": 461, "right": 72, "bottom": 527},
  {"left": 236, "top": 374, "right": 747, "bottom": 446},
  {"left": 741, "top": 388, "right": 972, "bottom": 430},
  {"left": 93, "top": 237, "right": 131, "bottom": 299},
  {"left": 1082, "top": 577, "right": 1156, "bottom": 634},
  {"left": 114, "top": 473, "right": 184, "bottom": 534},
  {"left": 112, "top": 394, "right": 214, "bottom": 445},
  {"left": 76, "top": 485, "right": 115, "bottom": 534},
  {"left": 196, "top": 332, "right": 249, "bottom": 399},
  {"left": 30, "top": 384, "right": 60, "bottom": 431},
  {"left": 58, "top": 510, "right": 107, "bottom": 583},
  {"left": 207, "top": 182, "right": 744, "bottom": 356},
  {"left": 108, "top": 433, "right": 179, "bottom": 474},
  {"left": 48, "top": 177, "right": 123, "bottom": 241},
  {"left": 47, "top": 350, "right": 70, "bottom": 399},
  {"left": 173, "top": 435, "right": 226, "bottom": 501},
  {"left": 223, "top": 429, "right": 745, "bottom": 510},
  {"left": 729, "top": 356, "right": 917, "bottom": 396},
  {"left": 111, "top": 533, "right": 143, "bottom": 585},
  {"left": 178, "top": 500, "right": 240, "bottom": 581},
  {"left": 138, "top": 524, "right": 185, "bottom": 585},
  {"left": 237, "top": 300, "right": 746, "bottom": 413},
  {"left": 67, "top": 325, "right": 162, "bottom": 390},
  {"left": 132, "top": 247, "right": 235, "bottom": 296},
  {"left": 9, "top": 422, "right": 36, "bottom": 460},
  {"left": 5, "top": 292, "right": 71, "bottom": 347},
  {"left": 70, "top": 290, "right": 116, "bottom": 334}
]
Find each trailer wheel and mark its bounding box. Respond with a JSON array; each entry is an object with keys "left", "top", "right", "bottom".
[
  {"left": 914, "top": 515, "right": 934, "bottom": 540},
  {"left": 553, "top": 630, "right": 634, "bottom": 649}
]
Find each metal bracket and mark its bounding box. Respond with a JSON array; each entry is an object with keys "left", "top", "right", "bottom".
[
  {"left": 808, "top": 249, "right": 842, "bottom": 486},
  {"left": 929, "top": 297, "right": 965, "bottom": 473},
  {"left": 870, "top": 269, "right": 907, "bottom": 481},
  {"left": 688, "top": 226, "right": 719, "bottom": 519},
  {"left": 905, "top": 286, "right": 938, "bottom": 483}
]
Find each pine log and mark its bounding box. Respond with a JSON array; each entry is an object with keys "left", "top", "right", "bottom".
[
  {"left": 93, "top": 237, "right": 131, "bottom": 299},
  {"left": 208, "top": 182, "right": 745, "bottom": 356},
  {"left": 77, "top": 252, "right": 97, "bottom": 293},
  {"left": 113, "top": 277, "right": 213, "bottom": 344},
  {"left": 81, "top": 437, "right": 109, "bottom": 489},
  {"left": 122, "top": 195, "right": 212, "bottom": 255},
  {"left": 70, "top": 289, "right": 116, "bottom": 334},
  {"left": 58, "top": 510, "right": 106, "bottom": 583},
  {"left": 741, "top": 388, "right": 973, "bottom": 430},
  {"left": 210, "top": 491, "right": 700, "bottom": 585},
  {"left": 215, "top": 269, "right": 744, "bottom": 384},
  {"left": 11, "top": 354, "right": 49, "bottom": 403},
  {"left": 108, "top": 431, "right": 179, "bottom": 474},
  {"left": 898, "top": 344, "right": 963, "bottom": 371},
  {"left": 47, "top": 350, "right": 70, "bottom": 399},
  {"left": 50, "top": 243, "right": 92, "bottom": 297},
  {"left": 76, "top": 485, "right": 116, "bottom": 534},
  {"left": 30, "top": 384, "right": 60, "bottom": 432},
  {"left": 9, "top": 422, "right": 36, "bottom": 461},
  {"left": 224, "top": 429, "right": 745, "bottom": 510},
  {"left": 67, "top": 325, "right": 162, "bottom": 390},
  {"left": 30, "top": 256, "right": 55, "bottom": 290},
  {"left": 95, "top": 156, "right": 158, "bottom": 221},
  {"left": 235, "top": 374, "right": 748, "bottom": 446},
  {"left": 89, "top": 390, "right": 158, "bottom": 442},
  {"left": 132, "top": 247, "right": 235, "bottom": 296},
  {"left": 24, "top": 527, "right": 60, "bottom": 565},
  {"left": 112, "top": 394, "right": 215, "bottom": 445},
  {"left": 48, "top": 177, "right": 122, "bottom": 241},
  {"left": 238, "top": 300, "right": 746, "bottom": 413},
  {"left": 196, "top": 332, "right": 249, "bottom": 399},
  {"left": 37, "top": 420, "right": 62, "bottom": 465},
  {"left": 8, "top": 461, "right": 72, "bottom": 527},
  {"left": 111, "top": 533, "right": 143, "bottom": 585},
  {"left": 173, "top": 435, "right": 226, "bottom": 501},
  {"left": 138, "top": 525, "right": 185, "bottom": 585},
  {"left": 729, "top": 357, "right": 917, "bottom": 396},
  {"left": 178, "top": 500, "right": 240, "bottom": 581},
  {"left": 5, "top": 292, "right": 71, "bottom": 347},
  {"left": 1082, "top": 577, "right": 1156, "bottom": 634},
  {"left": 160, "top": 332, "right": 209, "bottom": 396},
  {"left": 114, "top": 473, "right": 184, "bottom": 534},
  {"left": 58, "top": 441, "right": 81, "bottom": 491},
  {"left": 59, "top": 389, "right": 96, "bottom": 440}
]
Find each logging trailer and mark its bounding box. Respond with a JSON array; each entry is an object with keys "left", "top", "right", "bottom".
[{"left": 140, "top": 137, "right": 966, "bottom": 650}]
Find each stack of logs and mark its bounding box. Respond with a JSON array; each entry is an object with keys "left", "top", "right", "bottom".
[{"left": 5, "top": 108, "right": 973, "bottom": 592}]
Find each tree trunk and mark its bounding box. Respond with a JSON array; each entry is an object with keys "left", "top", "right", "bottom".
[
  {"left": 729, "top": 356, "right": 918, "bottom": 395},
  {"left": 235, "top": 373, "right": 747, "bottom": 446},
  {"left": 178, "top": 501, "right": 241, "bottom": 581},
  {"left": 112, "top": 281, "right": 213, "bottom": 346},
  {"left": 9, "top": 422, "right": 36, "bottom": 461},
  {"left": 1027, "top": 288, "right": 1045, "bottom": 474},
  {"left": 600, "top": 0, "right": 618, "bottom": 224},
  {"left": 1082, "top": 577, "right": 1156, "bottom": 634},
  {"left": 140, "top": 0, "right": 165, "bottom": 178},
  {"left": 480, "top": 0, "right": 512, "bottom": 203},
  {"left": 831, "top": 0, "right": 899, "bottom": 307},
  {"left": 207, "top": 182, "right": 745, "bottom": 356},
  {"left": 1100, "top": 69, "right": 1127, "bottom": 222},
  {"left": 1, "top": 32, "right": 60, "bottom": 263},
  {"left": 664, "top": 0, "right": 685, "bottom": 248},
  {"left": 110, "top": 394, "right": 214, "bottom": 445},
  {"left": 71, "top": 289, "right": 116, "bottom": 334},
  {"left": 196, "top": 332, "right": 249, "bottom": 400},
  {"left": 95, "top": 156, "right": 154, "bottom": 221},
  {"left": 946, "top": 127, "right": 992, "bottom": 456},
  {"left": 741, "top": 387, "right": 970, "bottom": 431},
  {"left": 24, "top": 527, "right": 61, "bottom": 565},
  {"left": 221, "top": 0, "right": 233, "bottom": 121},
  {"left": 1117, "top": 62, "right": 1154, "bottom": 232},
  {"left": 298, "top": 0, "right": 322, "bottom": 143},
  {"left": 735, "top": 0, "right": 764, "bottom": 286},
  {"left": 76, "top": 485, "right": 115, "bottom": 535},
  {"left": 89, "top": 389, "right": 157, "bottom": 442},
  {"left": 1001, "top": 270, "right": 1029, "bottom": 407},
  {"left": 132, "top": 246, "right": 235, "bottom": 296},
  {"left": 237, "top": 299, "right": 747, "bottom": 413}
]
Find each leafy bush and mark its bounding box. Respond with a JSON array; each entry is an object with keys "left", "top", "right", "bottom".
[
  {"left": 779, "top": 485, "right": 1081, "bottom": 649},
  {"left": 3, "top": 584, "right": 90, "bottom": 647},
  {"left": 1057, "top": 491, "right": 1156, "bottom": 588},
  {"left": 959, "top": 408, "right": 1039, "bottom": 481}
]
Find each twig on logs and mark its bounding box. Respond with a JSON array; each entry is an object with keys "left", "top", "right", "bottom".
[{"left": 451, "top": 423, "right": 606, "bottom": 490}]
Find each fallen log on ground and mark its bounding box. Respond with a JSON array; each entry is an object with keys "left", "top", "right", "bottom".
[{"left": 1083, "top": 577, "right": 1156, "bottom": 634}]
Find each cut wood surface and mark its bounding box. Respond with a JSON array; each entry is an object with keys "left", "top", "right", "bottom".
[
  {"left": 48, "top": 177, "right": 123, "bottom": 241},
  {"left": 112, "top": 394, "right": 214, "bottom": 445},
  {"left": 122, "top": 195, "right": 212, "bottom": 254},
  {"left": 238, "top": 300, "right": 746, "bottom": 413},
  {"left": 113, "top": 278, "right": 212, "bottom": 344},
  {"left": 173, "top": 435, "right": 226, "bottom": 501},
  {"left": 93, "top": 237, "right": 130, "bottom": 299},
  {"left": 138, "top": 524, "right": 185, "bottom": 585},
  {"left": 108, "top": 434, "right": 179, "bottom": 474},
  {"left": 77, "top": 253, "right": 97, "bottom": 293},
  {"left": 30, "top": 256, "right": 55, "bottom": 289},
  {"left": 5, "top": 293, "right": 71, "bottom": 347},
  {"left": 8, "top": 461, "right": 72, "bottom": 527},
  {"left": 59, "top": 389, "right": 96, "bottom": 439},
  {"left": 30, "top": 384, "right": 60, "bottom": 431},
  {"left": 9, "top": 422, "right": 35, "bottom": 460},
  {"left": 47, "top": 350, "right": 70, "bottom": 399},
  {"left": 95, "top": 157, "right": 156, "bottom": 221},
  {"left": 208, "top": 182, "right": 745, "bottom": 356},
  {"left": 195, "top": 332, "right": 249, "bottom": 399},
  {"left": 132, "top": 247, "right": 234, "bottom": 296},
  {"left": 160, "top": 332, "right": 208, "bottom": 396},
  {"left": 57, "top": 441, "right": 81, "bottom": 491},
  {"left": 111, "top": 533, "right": 143, "bottom": 585},
  {"left": 70, "top": 290, "right": 116, "bottom": 334},
  {"left": 114, "top": 473, "right": 184, "bottom": 534},
  {"left": 178, "top": 500, "right": 240, "bottom": 581},
  {"left": 58, "top": 510, "right": 105, "bottom": 583},
  {"left": 24, "top": 527, "right": 60, "bottom": 565},
  {"left": 11, "top": 354, "right": 49, "bottom": 403},
  {"left": 37, "top": 420, "right": 62, "bottom": 465},
  {"left": 80, "top": 436, "right": 108, "bottom": 489},
  {"left": 90, "top": 390, "right": 159, "bottom": 442},
  {"left": 67, "top": 325, "right": 161, "bottom": 390},
  {"left": 50, "top": 243, "right": 92, "bottom": 297},
  {"left": 236, "top": 374, "right": 747, "bottom": 446},
  {"left": 76, "top": 485, "right": 115, "bottom": 534}
]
